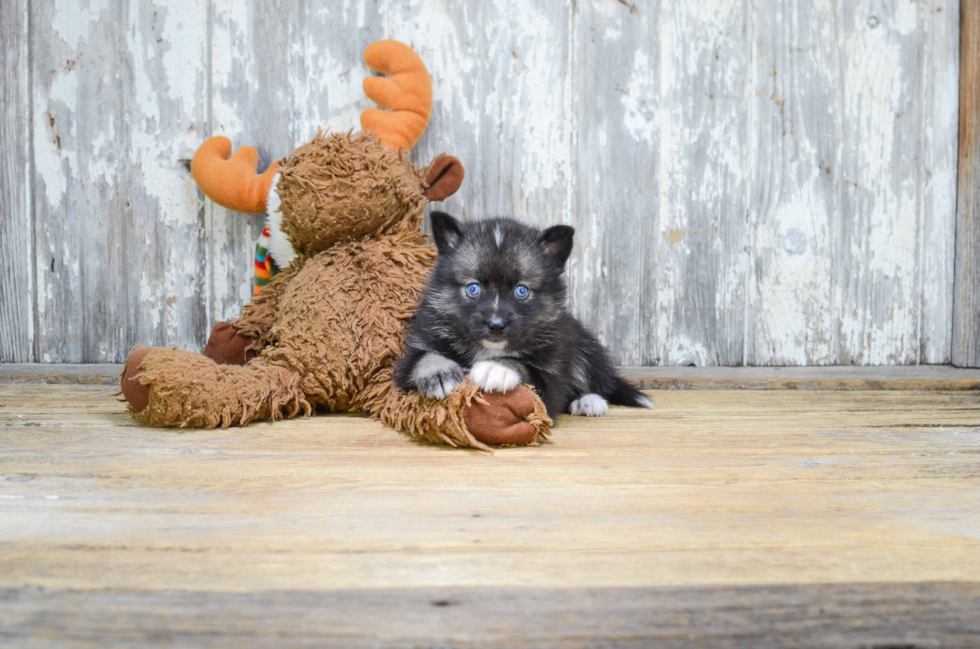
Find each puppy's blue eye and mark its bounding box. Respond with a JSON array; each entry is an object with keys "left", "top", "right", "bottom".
[
  {"left": 514, "top": 284, "right": 530, "bottom": 299},
  {"left": 465, "top": 282, "right": 481, "bottom": 297}
]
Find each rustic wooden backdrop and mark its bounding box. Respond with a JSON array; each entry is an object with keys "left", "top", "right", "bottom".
[{"left": 0, "top": 0, "right": 961, "bottom": 366}]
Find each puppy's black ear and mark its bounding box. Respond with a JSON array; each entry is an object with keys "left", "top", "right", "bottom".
[
  {"left": 430, "top": 211, "right": 464, "bottom": 254},
  {"left": 539, "top": 225, "right": 574, "bottom": 268}
]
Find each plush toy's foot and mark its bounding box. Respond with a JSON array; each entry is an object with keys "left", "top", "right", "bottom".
[
  {"left": 464, "top": 386, "right": 550, "bottom": 446},
  {"left": 202, "top": 321, "right": 256, "bottom": 365},
  {"left": 120, "top": 347, "right": 153, "bottom": 413}
]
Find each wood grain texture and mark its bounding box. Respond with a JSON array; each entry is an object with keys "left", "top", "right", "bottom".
[
  {"left": 30, "top": 0, "right": 209, "bottom": 362},
  {"left": 0, "top": 0, "right": 33, "bottom": 362},
  {"left": 387, "top": 0, "right": 572, "bottom": 232},
  {"left": 2, "top": 385, "right": 980, "bottom": 591},
  {"left": 747, "top": 0, "right": 840, "bottom": 366},
  {"left": 1, "top": 383, "right": 980, "bottom": 643},
  {"left": 0, "top": 363, "right": 121, "bottom": 384},
  {"left": 954, "top": 0, "right": 980, "bottom": 367},
  {"left": 656, "top": 0, "right": 749, "bottom": 366},
  {"left": 3, "top": 583, "right": 979, "bottom": 648},
  {"left": 617, "top": 363, "right": 980, "bottom": 390},
  {"left": 7, "top": 362, "right": 980, "bottom": 389},
  {"left": 569, "top": 0, "right": 658, "bottom": 366},
  {"left": 838, "top": 0, "right": 925, "bottom": 364},
  {"left": 0, "top": 0, "right": 966, "bottom": 365},
  {"left": 205, "top": 0, "right": 279, "bottom": 326},
  {"left": 919, "top": 0, "right": 960, "bottom": 363}
]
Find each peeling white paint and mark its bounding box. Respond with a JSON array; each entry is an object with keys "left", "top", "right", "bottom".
[
  {"left": 51, "top": 0, "right": 109, "bottom": 49},
  {"left": 622, "top": 50, "right": 656, "bottom": 143},
  {"left": 126, "top": 0, "right": 206, "bottom": 227},
  {"left": 17, "top": 0, "right": 962, "bottom": 365},
  {"left": 32, "top": 100, "right": 67, "bottom": 210},
  {"left": 664, "top": 335, "right": 712, "bottom": 367},
  {"left": 514, "top": 4, "right": 568, "bottom": 201},
  {"left": 838, "top": 0, "right": 920, "bottom": 365},
  {"left": 656, "top": 0, "right": 747, "bottom": 365},
  {"left": 754, "top": 186, "right": 836, "bottom": 365}
]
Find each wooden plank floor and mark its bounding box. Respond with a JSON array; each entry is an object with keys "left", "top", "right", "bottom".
[
  {"left": 5, "top": 362, "right": 980, "bottom": 389},
  {"left": 1, "top": 378, "right": 979, "bottom": 646}
]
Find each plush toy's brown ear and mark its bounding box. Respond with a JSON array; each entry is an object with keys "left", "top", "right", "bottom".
[{"left": 424, "top": 155, "right": 464, "bottom": 201}]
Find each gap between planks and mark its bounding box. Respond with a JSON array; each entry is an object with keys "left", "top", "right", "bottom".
[{"left": 2, "top": 363, "right": 980, "bottom": 390}]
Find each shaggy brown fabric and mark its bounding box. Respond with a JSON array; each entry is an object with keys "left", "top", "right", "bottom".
[
  {"left": 122, "top": 131, "right": 552, "bottom": 450},
  {"left": 233, "top": 262, "right": 303, "bottom": 351},
  {"left": 275, "top": 131, "right": 428, "bottom": 258},
  {"left": 129, "top": 348, "right": 311, "bottom": 428},
  {"left": 202, "top": 322, "right": 256, "bottom": 365}
]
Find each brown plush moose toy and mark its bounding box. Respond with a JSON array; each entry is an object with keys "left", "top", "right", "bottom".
[{"left": 120, "top": 40, "right": 551, "bottom": 451}]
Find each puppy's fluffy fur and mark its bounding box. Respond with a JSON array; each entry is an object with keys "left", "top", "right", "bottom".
[{"left": 395, "top": 213, "right": 652, "bottom": 417}]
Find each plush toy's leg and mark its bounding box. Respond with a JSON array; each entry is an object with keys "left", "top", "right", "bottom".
[
  {"left": 202, "top": 322, "right": 257, "bottom": 366},
  {"left": 121, "top": 346, "right": 311, "bottom": 428},
  {"left": 359, "top": 370, "right": 551, "bottom": 451}
]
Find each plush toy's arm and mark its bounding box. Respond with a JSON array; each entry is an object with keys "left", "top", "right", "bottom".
[
  {"left": 360, "top": 369, "right": 551, "bottom": 452},
  {"left": 232, "top": 260, "right": 303, "bottom": 351}
]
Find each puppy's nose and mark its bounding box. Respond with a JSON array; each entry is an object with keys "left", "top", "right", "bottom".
[{"left": 488, "top": 316, "right": 506, "bottom": 332}]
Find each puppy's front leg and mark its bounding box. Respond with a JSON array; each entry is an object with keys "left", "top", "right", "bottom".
[
  {"left": 396, "top": 349, "right": 465, "bottom": 400},
  {"left": 468, "top": 359, "right": 527, "bottom": 394}
]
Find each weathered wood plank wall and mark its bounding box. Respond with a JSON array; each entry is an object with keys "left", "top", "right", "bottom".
[
  {"left": 954, "top": 0, "right": 980, "bottom": 366},
  {"left": 0, "top": 0, "right": 33, "bottom": 363},
  {"left": 0, "top": 0, "right": 961, "bottom": 365},
  {"left": 29, "top": 0, "right": 210, "bottom": 362}
]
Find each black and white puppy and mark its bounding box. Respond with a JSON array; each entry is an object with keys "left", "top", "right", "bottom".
[{"left": 394, "top": 213, "right": 652, "bottom": 418}]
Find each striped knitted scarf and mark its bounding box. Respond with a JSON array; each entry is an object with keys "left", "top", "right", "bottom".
[{"left": 254, "top": 225, "right": 280, "bottom": 295}]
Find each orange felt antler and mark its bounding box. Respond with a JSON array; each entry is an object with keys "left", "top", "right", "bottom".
[
  {"left": 360, "top": 41, "right": 432, "bottom": 151},
  {"left": 190, "top": 136, "right": 280, "bottom": 214}
]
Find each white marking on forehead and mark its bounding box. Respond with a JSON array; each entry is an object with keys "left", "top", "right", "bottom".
[{"left": 494, "top": 225, "right": 504, "bottom": 248}]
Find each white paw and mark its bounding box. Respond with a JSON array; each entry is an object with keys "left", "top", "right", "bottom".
[
  {"left": 569, "top": 393, "right": 609, "bottom": 417},
  {"left": 469, "top": 361, "right": 522, "bottom": 393}
]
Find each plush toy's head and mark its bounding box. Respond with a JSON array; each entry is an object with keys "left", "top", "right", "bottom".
[
  {"left": 190, "top": 40, "right": 464, "bottom": 257},
  {"left": 274, "top": 131, "right": 460, "bottom": 257}
]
